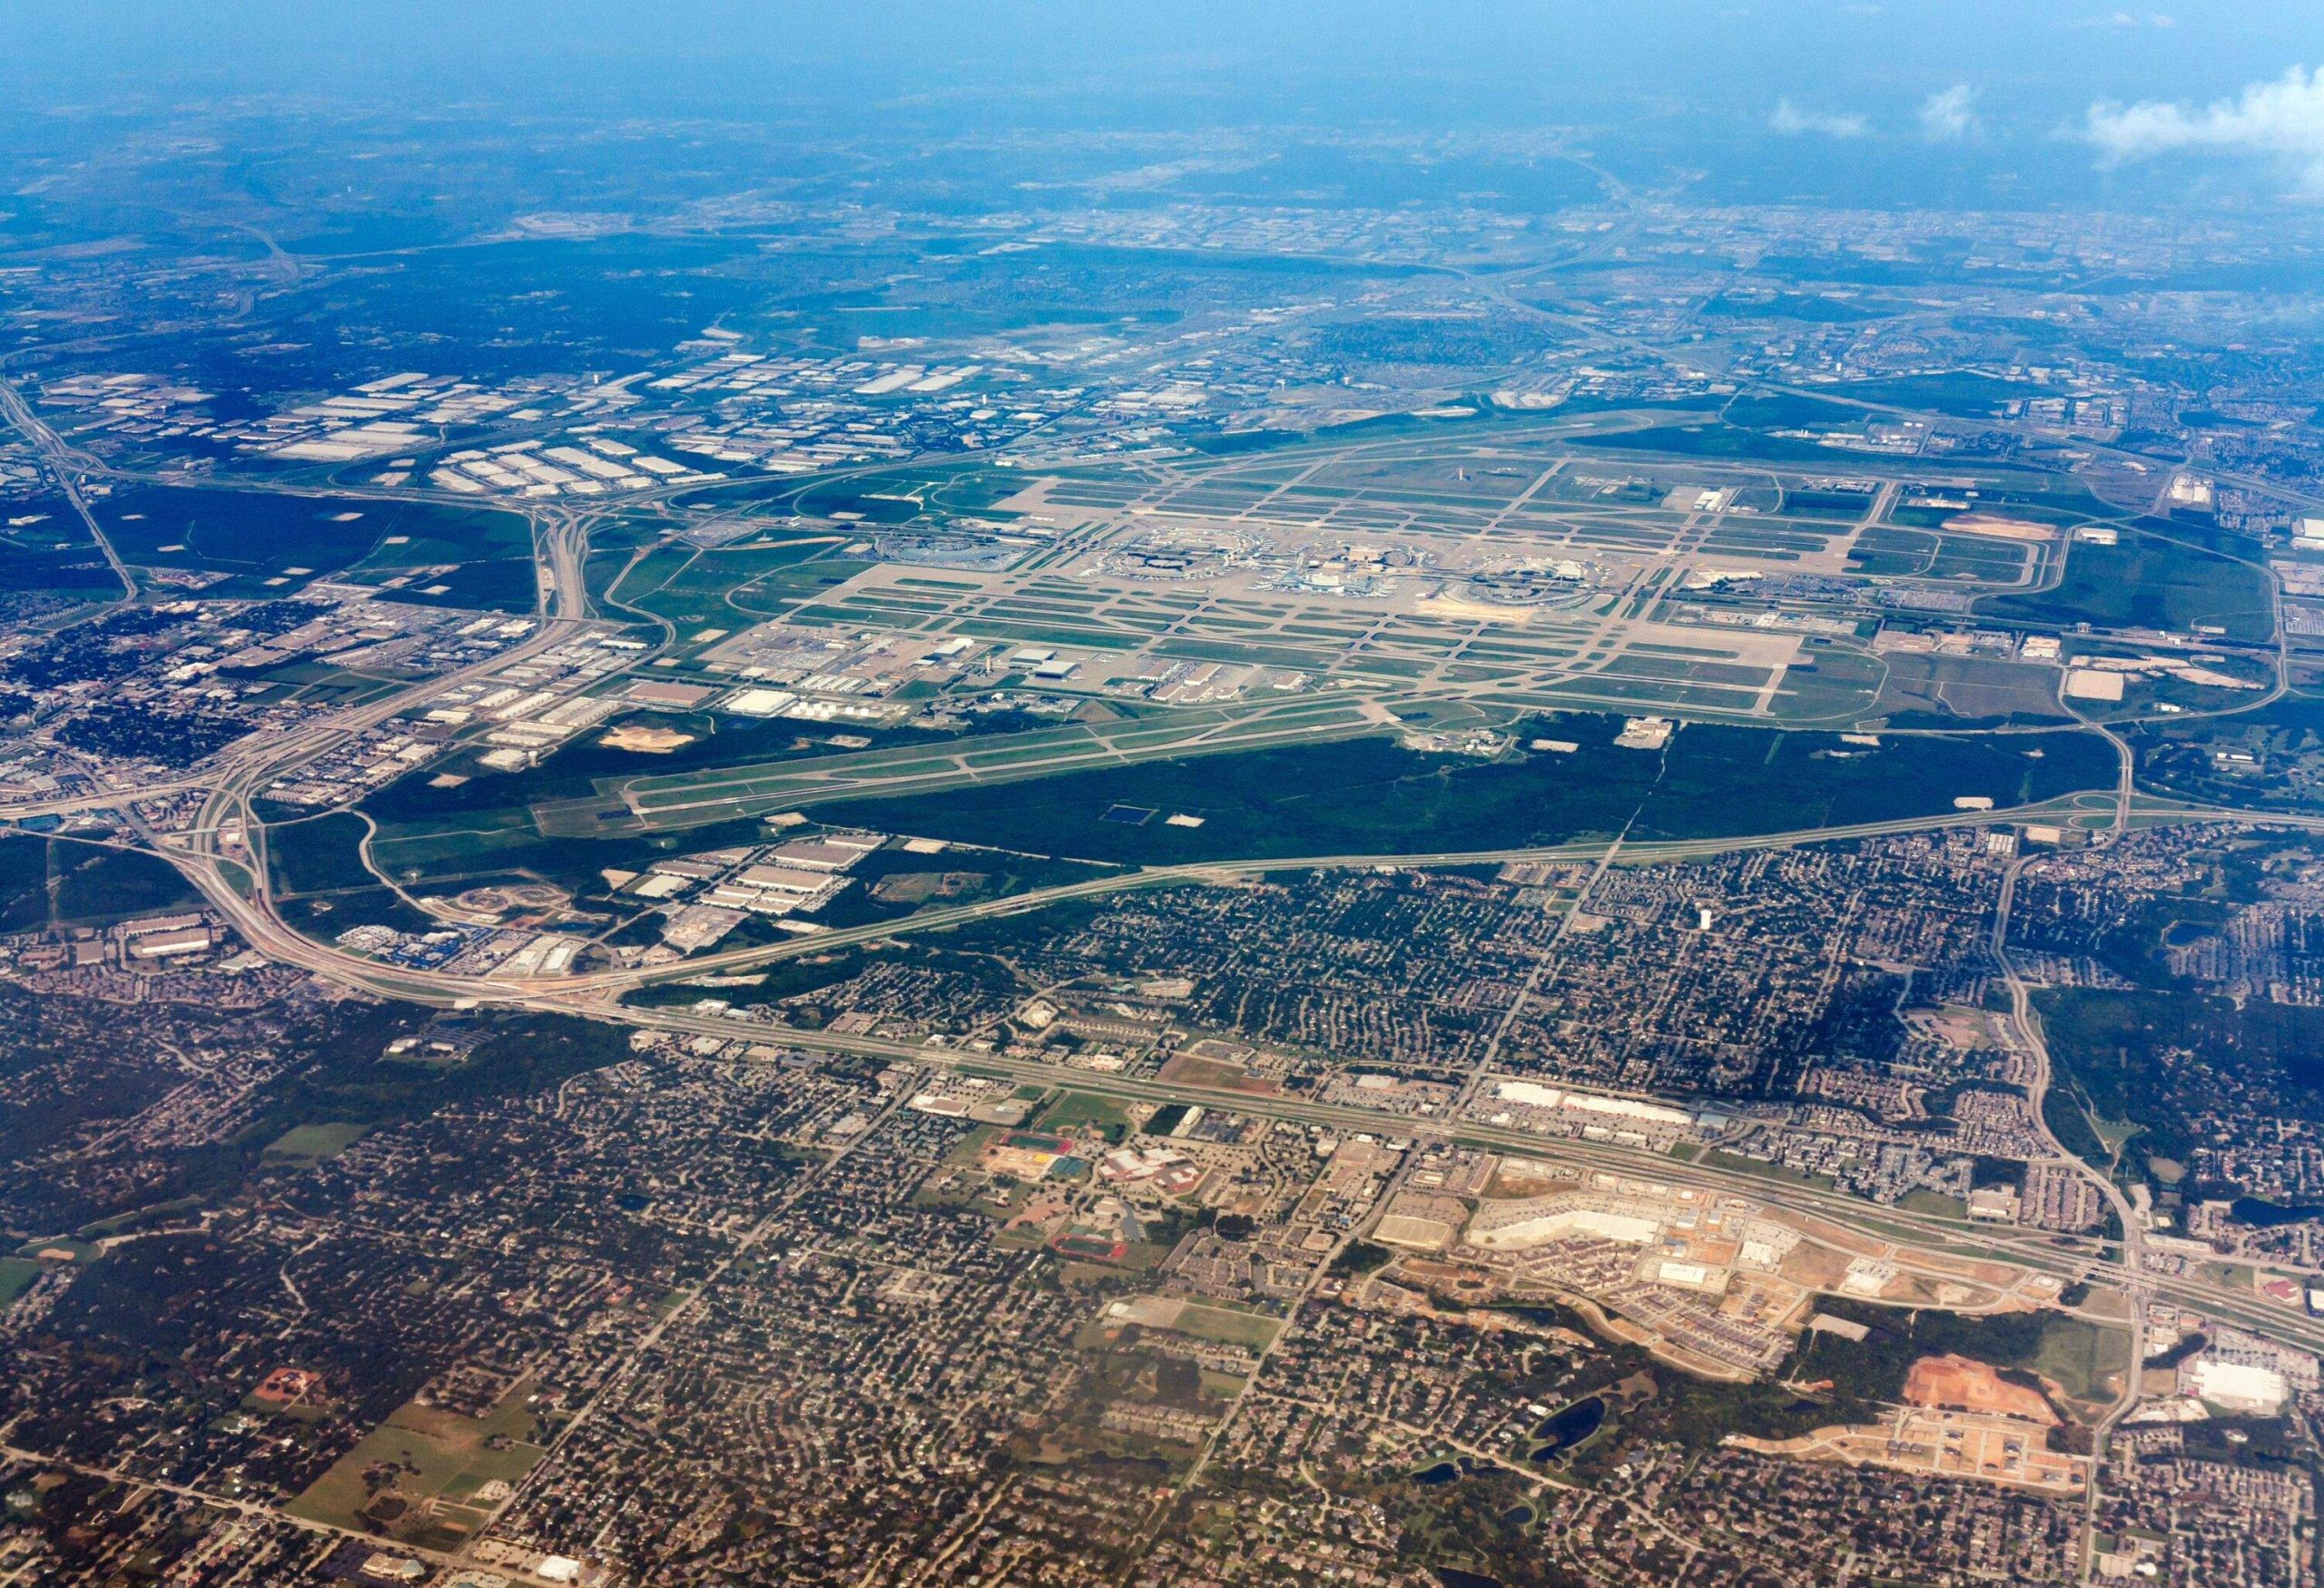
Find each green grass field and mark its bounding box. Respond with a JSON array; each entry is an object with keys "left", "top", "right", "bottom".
[
  {"left": 262, "top": 1122, "right": 370, "bottom": 1164},
  {"left": 1981, "top": 527, "right": 2274, "bottom": 643},
  {"left": 2028, "top": 1314, "right": 2134, "bottom": 1406},
  {"left": 1035, "top": 1092, "right": 1135, "bottom": 1136},
  {"left": 0, "top": 1257, "right": 45, "bottom": 1306},
  {"left": 264, "top": 812, "right": 384, "bottom": 894},
  {"left": 45, "top": 844, "right": 202, "bottom": 928},
  {"left": 1167, "top": 1302, "right": 1285, "bottom": 1349},
  {"left": 289, "top": 1381, "right": 548, "bottom": 1540},
  {"left": 801, "top": 716, "right": 2114, "bottom": 865}
]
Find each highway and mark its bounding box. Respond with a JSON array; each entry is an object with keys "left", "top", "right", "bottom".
[
  {"left": 596, "top": 999, "right": 2324, "bottom": 1361},
  {"left": 1992, "top": 836, "right": 2157, "bottom": 1573},
  {"left": 144, "top": 500, "right": 604, "bottom": 1008},
  {"left": 5, "top": 387, "right": 2321, "bottom": 1389},
  {"left": 5, "top": 175, "right": 2322, "bottom": 1588},
  {"left": 64, "top": 647, "right": 2303, "bottom": 1361},
  {"left": 0, "top": 371, "right": 137, "bottom": 605},
  {"left": 99, "top": 782, "right": 2275, "bottom": 1012},
  {"left": 46, "top": 583, "right": 2319, "bottom": 1367},
  {"left": 108, "top": 725, "right": 2324, "bottom": 1376}
]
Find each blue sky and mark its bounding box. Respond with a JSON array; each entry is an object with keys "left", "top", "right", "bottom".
[{"left": 8, "top": 2, "right": 2324, "bottom": 207}]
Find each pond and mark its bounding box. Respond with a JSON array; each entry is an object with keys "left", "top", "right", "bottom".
[
  {"left": 1529, "top": 1395, "right": 1606, "bottom": 1459},
  {"left": 2232, "top": 1198, "right": 2324, "bottom": 1228}
]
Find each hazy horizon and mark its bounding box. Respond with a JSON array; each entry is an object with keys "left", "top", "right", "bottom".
[{"left": 6, "top": 1, "right": 2324, "bottom": 215}]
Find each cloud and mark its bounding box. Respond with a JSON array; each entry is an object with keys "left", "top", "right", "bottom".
[
  {"left": 1919, "top": 84, "right": 1979, "bottom": 142},
  {"left": 1770, "top": 99, "right": 1868, "bottom": 139},
  {"left": 2074, "top": 9, "right": 2174, "bottom": 25},
  {"left": 2084, "top": 65, "right": 2324, "bottom": 189}
]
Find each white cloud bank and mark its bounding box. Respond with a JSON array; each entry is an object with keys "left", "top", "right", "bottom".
[
  {"left": 1771, "top": 99, "right": 1868, "bottom": 139},
  {"left": 2085, "top": 65, "right": 2324, "bottom": 189},
  {"left": 1920, "top": 84, "right": 1979, "bottom": 143}
]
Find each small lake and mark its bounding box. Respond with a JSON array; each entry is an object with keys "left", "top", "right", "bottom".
[
  {"left": 1529, "top": 1395, "right": 1605, "bottom": 1458},
  {"left": 2233, "top": 1198, "right": 2324, "bottom": 1228}
]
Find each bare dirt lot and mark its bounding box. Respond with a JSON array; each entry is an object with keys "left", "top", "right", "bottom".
[{"left": 1905, "top": 1353, "right": 2057, "bottom": 1424}]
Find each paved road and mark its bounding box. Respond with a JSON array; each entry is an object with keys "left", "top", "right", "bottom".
[
  {"left": 59, "top": 468, "right": 2300, "bottom": 1404},
  {"left": 95, "top": 788, "right": 2210, "bottom": 1011},
  {"left": 12, "top": 386, "right": 2324, "bottom": 1383},
  {"left": 0, "top": 372, "right": 136, "bottom": 603},
  {"left": 19, "top": 199, "right": 2315, "bottom": 1576},
  {"left": 600, "top": 999, "right": 2324, "bottom": 1359},
  {"left": 1993, "top": 842, "right": 2157, "bottom": 1580}
]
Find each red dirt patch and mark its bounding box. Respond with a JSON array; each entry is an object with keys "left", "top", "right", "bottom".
[{"left": 1904, "top": 1354, "right": 2057, "bottom": 1424}]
